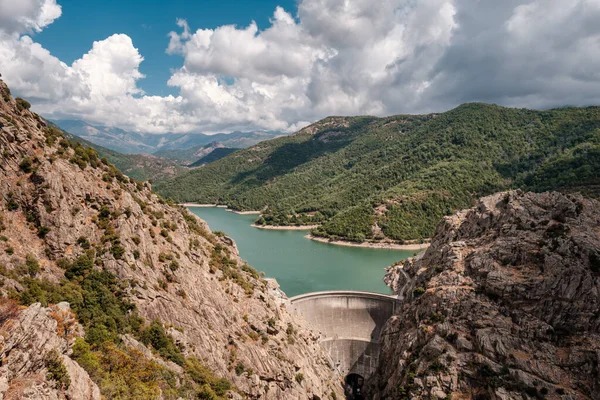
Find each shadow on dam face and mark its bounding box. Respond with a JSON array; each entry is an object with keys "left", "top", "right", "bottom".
[{"left": 288, "top": 291, "right": 398, "bottom": 385}]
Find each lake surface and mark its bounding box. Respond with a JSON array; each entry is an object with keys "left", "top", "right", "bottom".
[{"left": 188, "top": 207, "right": 416, "bottom": 297}]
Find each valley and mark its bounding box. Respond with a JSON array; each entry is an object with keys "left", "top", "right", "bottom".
[
  {"left": 2, "top": 1, "right": 600, "bottom": 399},
  {"left": 155, "top": 105, "right": 600, "bottom": 246},
  {"left": 1, "top": 81, "right": 599, "bottom": 400}
]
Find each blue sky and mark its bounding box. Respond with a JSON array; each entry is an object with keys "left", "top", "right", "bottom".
[
  {"left": 1, "top": 0, "right": 599, "bottom": 134},
  {"left": 34, "top": 0, "right": 297, "bottom": 96}
]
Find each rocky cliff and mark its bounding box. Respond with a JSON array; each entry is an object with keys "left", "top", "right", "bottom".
[
  {"left": 372, "top": 190, "right": 600, "bottom": 399},
  {"left": 0, "top": 80, "right": 341, "bottom": 399},
  {"left": 0, "top": 300, "right": 100, "bottom": 399}
]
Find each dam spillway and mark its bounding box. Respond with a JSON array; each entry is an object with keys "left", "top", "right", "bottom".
[{"left": 288, "top": 291, "right": 398, "bottom": 380}]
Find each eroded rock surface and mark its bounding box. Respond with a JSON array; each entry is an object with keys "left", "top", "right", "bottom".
[
  {"left": 0, "top": 80, "right": 341, "bottom": 398},
  {"left": 372, "top": 190, "right": 600, "bottom": 399},
  {"left": 0, "top": 301, "right": 101, "bottom": 400}
]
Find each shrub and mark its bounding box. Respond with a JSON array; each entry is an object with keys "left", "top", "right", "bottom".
[
  {"left": 25, "top": 254, "right": 39, "bottom": 277},
  {"left": 235, "top": 363, "right": 245, "bottom": 376},
  {"left": 44, "top": 349, "right": 71, "bottom": 390},
  {"left": 0, "top": 298, "right": 20, "bottom": 326},
  {"left": 295, "top": 373, "right": 304, "bottom": 384},
  {"left": 37, "top": 226, "right": 50, "bottom": 238},
  {"left": 15, "top": 97, "right": 31, "bottom": 111},
  {"left": 413, "top": 287, "right": 425, "bottom": 297},
  {"left": 140, "top": 320, "right": 185, "bottom": 366},
  {"left": 19, "top": 157, "right": 33, "bottom": 173},
  {"left": 7, "top": 199, "right": 18, "bottom": 211},
  {"left": 111, "top": 244, "right": 125, "bottom": 260},
  {"left": 71, "top": 338, "right": 101, "bottom": 379},
  {"left": 185, "top": 357, "right": 231, "bottom": 396},
  {"left": 77, "top": 236, "right": 90, "bottom": 249}
]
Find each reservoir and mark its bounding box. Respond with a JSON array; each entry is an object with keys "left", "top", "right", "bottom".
[{"left": 188, "top": 206, "right": 415, "bottom": 297}]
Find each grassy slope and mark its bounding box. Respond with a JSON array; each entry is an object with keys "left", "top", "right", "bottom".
[{"left": 155, "top": 104, "right": 600, "bottom": 242}]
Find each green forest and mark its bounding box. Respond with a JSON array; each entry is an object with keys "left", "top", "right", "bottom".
[{"left": 155, "top": 103, "right": 600, "bottom": 243}]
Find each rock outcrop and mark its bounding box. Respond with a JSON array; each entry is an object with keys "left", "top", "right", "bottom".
[
  {"left": 0, "top": 300, "right": 101, "bottom": 400},
  {"left": 372, "top": 190, "right": 600, "bottom": 399},
  {"left": 0, "top": 80, "right": 341, "bottom": 398}
]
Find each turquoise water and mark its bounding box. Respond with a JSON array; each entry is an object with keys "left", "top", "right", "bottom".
[{"left": 188, "top": 207, "right": 415, "bottom": 297}]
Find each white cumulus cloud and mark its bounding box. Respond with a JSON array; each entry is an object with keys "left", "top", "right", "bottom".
[{"left": 0, "top": 0, "right": 61, "bottom": 34}]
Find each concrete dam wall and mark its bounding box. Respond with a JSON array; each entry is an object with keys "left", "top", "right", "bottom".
[{"left": 288, "top": 291, "right": 398, "bottom": 379}]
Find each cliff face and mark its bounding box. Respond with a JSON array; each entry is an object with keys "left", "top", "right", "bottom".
[
  {"left": 0, "top": 80, "right": 340, "bottom": 399},
  {"left": 0, "top": 301, "right": 101, "bottom": 399},
  {"left": 373, "top": 190, "right": 600, "bottom": 399}
]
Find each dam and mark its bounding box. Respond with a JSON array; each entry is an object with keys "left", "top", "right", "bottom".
[{"left": 288, "top": 291, "right": 398, "bottom": 386}]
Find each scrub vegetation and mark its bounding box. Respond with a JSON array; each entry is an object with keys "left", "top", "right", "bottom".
[{"left": 156, "top": 104, "right": 600, "bottom": 242}]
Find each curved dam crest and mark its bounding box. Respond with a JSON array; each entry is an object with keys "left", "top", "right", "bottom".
[{"left": 288, "top": 291, "right": 399, "bottom": 380}]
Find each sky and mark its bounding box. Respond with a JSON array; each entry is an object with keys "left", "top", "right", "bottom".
[{"left": 1, "top": 0, "right": 600, "bottom": 134}]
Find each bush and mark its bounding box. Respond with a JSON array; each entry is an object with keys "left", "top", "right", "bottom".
[
  {"left": 19, "top": 157, "right": 32, "bottom": 173},
  {"left": 235, "top": 363, "right": 245, "bottom": 376},
  {"left": 37, "top": 226, "right": 50, "bottom": 238},
  {"left": 413, "top": 287, "right": 425, "bottom": 297},
  {"left": 7, "top": 199, "right": 18, "bottom": 211},
  {"left": 15, "top": 97, "right": 31, "bottom": 111},
  {"left": 111, "top": 244, "right": 125, "bottom": 260},
  {"left": 77, "top": 236, "right": 90, "bottom": 249},
  {"left": 185, "top": 357, "right": 231, "bottom": 396},
  {"left": 25, "top": 254, "right": 39, "bottom": 277},
  {"left": 44, "top": 349, "right": 71, "bottom": 390},
  {"left": 140, "top": 320, "right": 185, "bottom": 365},
  {"left": 0, "top": 298, "right": 20, "bottom": 326},
  {"left": 295, "top": 372, "right": 304, "bottom": 384}
]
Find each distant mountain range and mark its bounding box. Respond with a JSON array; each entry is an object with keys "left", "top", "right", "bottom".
[
  {"left": 153, "top": 142, "right": 239, "bottom": 166},
  {"left": 48, "top": 122, "right": 187, "bottom": 182},
  {"left": 53, "top": 119, "right": 286, "bottom": 155}
]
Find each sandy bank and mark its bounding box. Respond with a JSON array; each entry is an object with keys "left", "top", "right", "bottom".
[
  {"left": 305, "top": 234, "right": 430, "bottom": 251},
  {"left": 252, "top": 224, "right": 319, "bottom": 230},
  {"left": 228, "top": 210, "right": 262, "bottom": 215}
]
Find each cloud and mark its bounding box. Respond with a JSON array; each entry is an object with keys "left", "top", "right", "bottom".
[
  {"left": 0, "top": 0, "right": 61, "bottom": 34},
  {"left": 1, "top": 0, "right": 600, "bottom": 135}
]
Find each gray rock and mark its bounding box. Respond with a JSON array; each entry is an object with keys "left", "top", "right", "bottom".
[{"left": 372, "top": 191, "right": 600, "bottom": 399}]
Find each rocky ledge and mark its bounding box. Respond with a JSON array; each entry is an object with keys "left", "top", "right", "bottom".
[{"left": 371, "top": 190, "right": 600, "bottom": 399}]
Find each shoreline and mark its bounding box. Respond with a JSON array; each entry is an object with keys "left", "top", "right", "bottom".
[
  {"left": 183, "top": 204, "right": 429, "bottom": 250},
  {"left": 252, "top": 224, "right": 319, "bottom": 230},
  {"left": 182, "top": 203, "right": 261, "bottom": 215},
  {"left": 305, "top": 234, "right": 430, "bottom": 251},
  {"left": 228, "top": 209, "right": 262, "bottom": 215}
]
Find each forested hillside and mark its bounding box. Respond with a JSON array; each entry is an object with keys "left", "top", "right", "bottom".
[
  {"left": 155, "top": 104, "right": 600, "bottom": 243},
  {"left": 51, "top": 124, "right": 187, "bottom": 182},
  {"left": 188, "top": 147, "right": 238, "bottom": 167}
]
